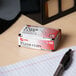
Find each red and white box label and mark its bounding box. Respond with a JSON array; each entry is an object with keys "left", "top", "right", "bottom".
[{"left": 18, "top": 25, "right": 61, "bottom": 51}]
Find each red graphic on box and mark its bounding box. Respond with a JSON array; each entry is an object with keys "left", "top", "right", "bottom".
[{"left": 20, "top": 38, "right": 28, "bottom": 41}]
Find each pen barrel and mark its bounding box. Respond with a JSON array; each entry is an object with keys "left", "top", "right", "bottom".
[{"left": 54, "top": 64, "right": 64, "bottom": 76}]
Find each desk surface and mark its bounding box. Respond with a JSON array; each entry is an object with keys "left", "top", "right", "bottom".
[{"left": 0, "top": 12, "right": 76, "bottom": 66}]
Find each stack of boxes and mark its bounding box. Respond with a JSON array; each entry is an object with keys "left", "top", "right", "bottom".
[{"left": 18, "top": 25, "right": 61, "bottom": 51}]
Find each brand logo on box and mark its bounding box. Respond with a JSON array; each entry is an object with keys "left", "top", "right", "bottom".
[{"left": 20, "top": 38, "right": 28, "bottom": 41}]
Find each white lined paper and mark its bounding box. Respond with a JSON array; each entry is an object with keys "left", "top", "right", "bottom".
[{"left": 0, "top": 46, "right": 76, "bottom": 76}]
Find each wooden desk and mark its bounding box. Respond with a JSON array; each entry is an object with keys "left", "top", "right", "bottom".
[{"left": 0, "top": 12, "right": 76, "bottom": 66}]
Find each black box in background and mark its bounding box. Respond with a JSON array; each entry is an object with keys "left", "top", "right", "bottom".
[{"left": 21, "top": 0, "right": 76, "bottom": 25}]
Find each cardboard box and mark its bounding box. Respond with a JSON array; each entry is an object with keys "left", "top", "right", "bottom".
[{"left": 18, "top": 25, "right": 61, "bottom": 51}]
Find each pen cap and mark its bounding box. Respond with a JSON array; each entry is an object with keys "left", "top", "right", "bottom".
[{"left": 61, "top": 49, "right": 72, "bottom": 69}]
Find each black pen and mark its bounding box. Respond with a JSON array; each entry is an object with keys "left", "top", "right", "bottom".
[{"left": 54, "top": 49, "right": 73, "bottom": 76}]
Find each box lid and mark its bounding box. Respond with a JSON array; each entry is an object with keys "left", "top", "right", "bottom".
[{"left": 19, "top": 25, "right": 60, "bottom": 39}]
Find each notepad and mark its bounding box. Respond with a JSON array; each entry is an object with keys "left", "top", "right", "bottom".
[{"left": 0, "top": 46, "right": 76, "bottom": 76}]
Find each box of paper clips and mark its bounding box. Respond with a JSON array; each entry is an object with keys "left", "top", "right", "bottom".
[{"left": 18, "top": 25, "right": 61, "bottom": 51}]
